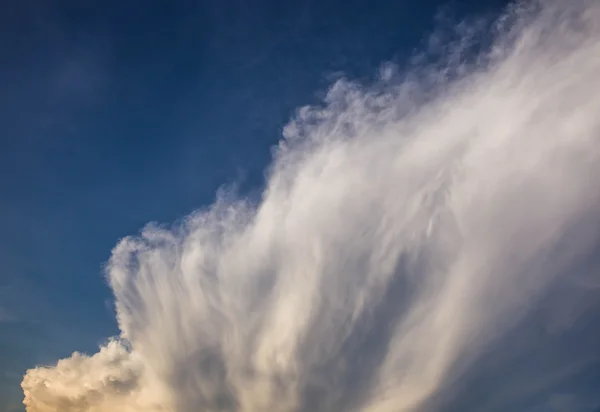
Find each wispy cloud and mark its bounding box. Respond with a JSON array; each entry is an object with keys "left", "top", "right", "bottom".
[{"left": 21, "top": 1, "right": 600, "bottom": 411}]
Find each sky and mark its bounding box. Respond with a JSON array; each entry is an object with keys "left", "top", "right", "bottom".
[{"left": 2, "top": 1, "right": 600, "bottom": 412}]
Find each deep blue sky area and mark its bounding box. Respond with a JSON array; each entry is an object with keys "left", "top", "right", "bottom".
[{"left": 0, "top": 0, "right": 510, "bottom": 409}]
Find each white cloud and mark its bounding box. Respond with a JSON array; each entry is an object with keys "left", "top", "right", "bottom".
[
  {"left": 21, "top": 340, "right": 166, "bottom": 412},
  {"left": 21, "top": 1, "right": 600, "bottom": 411}
]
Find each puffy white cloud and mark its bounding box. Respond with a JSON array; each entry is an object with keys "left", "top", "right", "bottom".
[
  {"left": 21, "top": 1, "right": 600, "bottom": 411},
  {"left": 21, "top": 340, "right": 167, "bottom": 412}
]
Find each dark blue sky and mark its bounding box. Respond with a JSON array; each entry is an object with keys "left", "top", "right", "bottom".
[{"left": 0, "top": 0, "right": 510, "bottom": 409}]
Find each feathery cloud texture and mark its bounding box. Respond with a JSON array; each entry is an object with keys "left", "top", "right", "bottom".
[{"left": 22, "top": 1, "right": 600, "bottom": 411}]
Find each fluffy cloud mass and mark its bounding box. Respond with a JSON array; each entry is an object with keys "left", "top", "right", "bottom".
[{"left": 22, "top": 1, "right": 600, "bottom": 411}]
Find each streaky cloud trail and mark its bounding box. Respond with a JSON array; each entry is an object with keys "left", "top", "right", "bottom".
[{"left": 21, "top": 1, "right": 600, "bottom": 411}]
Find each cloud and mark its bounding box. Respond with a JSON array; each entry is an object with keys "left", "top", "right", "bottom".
[
  {"left": 21, "top": 340, "right": 164, "bottom": 412},
  {"left": 21, "top": 0, "right": 600, "bottom": 411}
]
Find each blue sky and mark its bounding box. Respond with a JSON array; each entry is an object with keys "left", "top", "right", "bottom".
[{"left": 6, "top": 0, "right": 599, "bottom": 411}]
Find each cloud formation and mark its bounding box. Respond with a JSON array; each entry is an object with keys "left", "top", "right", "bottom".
[{"left": 22, "top": 1, "right": 600, "bottom": 411}]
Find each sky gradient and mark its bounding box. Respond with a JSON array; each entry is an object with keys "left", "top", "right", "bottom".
[{"left": 3, "top": 1, "right": 600, "bottom": 411}]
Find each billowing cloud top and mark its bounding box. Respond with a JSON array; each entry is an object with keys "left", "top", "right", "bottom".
[{"left": 22, "top": 1, "right": 600, "bottom": 411}]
